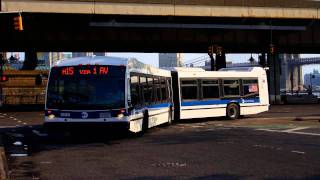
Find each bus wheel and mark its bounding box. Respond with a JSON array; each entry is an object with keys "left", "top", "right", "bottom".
[{"left": 226, "top": 103, "right": 240, "bottom": 120}]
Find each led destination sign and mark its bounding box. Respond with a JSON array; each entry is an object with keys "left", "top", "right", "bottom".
[{"left": 61, "top": 66, "right": 109, "bottom": 76}]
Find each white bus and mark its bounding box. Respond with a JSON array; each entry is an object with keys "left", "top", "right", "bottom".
[
  {"left": 44, "top": 56, "right": 173, "bottom": 133},
  {"left": 171, "top": 67, "right": 269, "bottom": 120}
]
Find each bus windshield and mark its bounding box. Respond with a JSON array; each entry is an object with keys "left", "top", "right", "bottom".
[{"left": 46, "top": 65, "right": 126, "bottom": 110}]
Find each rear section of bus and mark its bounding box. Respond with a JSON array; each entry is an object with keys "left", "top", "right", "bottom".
[{"left": 44, "top": 58, "right": 129, "bottom": 130}]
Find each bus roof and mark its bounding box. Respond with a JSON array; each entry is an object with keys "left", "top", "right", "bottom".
[
  {"left": 168, "top": 67, "right": 206, "bottom": 72},
  {"left": 218, "top": 67, "right": 265, "bottom": 73},
  {"left": 53, "top": 56, "right": 171, "bottom": 77},
  {"left": 54, "top": 56, "right": 128, "bottom": 67},
  {"left": 176, "top": 67, "right": 266, "bottom": 78}
]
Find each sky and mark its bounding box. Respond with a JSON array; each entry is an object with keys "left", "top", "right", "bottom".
[
  {"left": 108, "top": 52, "right": 320, "bottom": 75},
  {"left": 8, "top": 52, "right": 320, "bottom": 75}
]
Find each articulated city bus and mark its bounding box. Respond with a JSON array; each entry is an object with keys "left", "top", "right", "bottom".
[
  {"left": 171, "top": 67, "right": 269, "bottom": 120},
  {"left": 45, "top": 56, "right": 269, "bottom": 134},
  {"left": 44, "top": 56, "right": 173, "bottom": 133}
]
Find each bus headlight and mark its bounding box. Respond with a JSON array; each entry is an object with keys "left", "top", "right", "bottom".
[
  {"left": 117, "top": 114, "right": 124, "bottom": 118},
  {"left": 48, "top": 114, "right": 55, "bottom": 119}
]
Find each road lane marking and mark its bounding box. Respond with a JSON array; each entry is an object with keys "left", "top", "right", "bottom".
[
  {"left": 10, "top": 154, "right": 28, "bottom": 157},
  {"left": 288, "top": 131, "right": 320, "bottom": 136},
  {"left": 256, "top": 128, "right": 320, "bottom": 136},
  {"left": 291, "top": 150, "right": 305, "bottom": 154},
  {"left": 32, "top": 130, "right": 48, "bottom": 137},
  {"left": 283, "top": 127, "right": 309, "bottom": 133},
  {"left": 0, "top": 126, "right": 18, "bottom": 128}
]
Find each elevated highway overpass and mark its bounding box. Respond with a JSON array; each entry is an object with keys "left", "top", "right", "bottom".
[{"left": 1, "top": 0, "right": 320, "bottom": 53}]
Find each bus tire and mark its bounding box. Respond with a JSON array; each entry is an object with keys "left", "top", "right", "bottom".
[{"left": 226, "top": 103, "right": 240, "bottom": 120}]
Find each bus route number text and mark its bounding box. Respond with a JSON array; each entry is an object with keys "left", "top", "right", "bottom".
[{"left": 61, "top": 66, "right": 109, "bottom": 76}]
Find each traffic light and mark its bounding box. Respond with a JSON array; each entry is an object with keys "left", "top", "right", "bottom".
[{"left": 13, "top": 14, "right": 23, "bottom": 31}]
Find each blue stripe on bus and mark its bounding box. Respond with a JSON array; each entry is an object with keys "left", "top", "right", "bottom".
[
  {"left": 181, "top": 98, "right": 260, "bottom": 107},
  {"left": 147, "top": 103, "right": 171, "bottom": 109}
]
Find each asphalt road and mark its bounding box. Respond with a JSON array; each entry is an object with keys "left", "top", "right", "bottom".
[
  {"left": 3, "top": 120, "right": 320, "bottom": 179},
  {"left": 1, "top": 105, "right": 320, "bottom": 179}
]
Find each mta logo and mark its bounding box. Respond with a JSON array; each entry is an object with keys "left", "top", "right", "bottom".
[{"left": 81, "top": 112, "right": 88, "bottom": 119}]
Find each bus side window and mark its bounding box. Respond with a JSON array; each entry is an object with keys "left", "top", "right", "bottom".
[
  {"left": 201, "top": 79, "right": 219, "bottom": 99},
  {"left": 181, "top": 80, "right": 198, "bottom": 101},
  {"left": 130, "top": 75, "right": 140, "bottom": 107},
  {"left": 160, "top": 78, "right": 167, "bottom": 102},
  {"left": 147, "top": 77, "right": 154, "bottom": 104},
  {"left": 154, "top": 76, "right": 161, "bottom": 103},
  {"left": 223, "top": 79, "right": 240, "bottom": 97},
  {"left": 140, "top": 76, "right": 148, "bottom": 105},
  {"left": 242, "top": 79, "right": 259, "bottom": 98}
]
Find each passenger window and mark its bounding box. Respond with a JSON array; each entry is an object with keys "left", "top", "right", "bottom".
[
  {"left": 161, "top": 78, "right": 167, "bottom": 101},
  {"left": 243, "top": 79, "right": 259, "bottom": 98},
  {"left": 130, "top": 75, "right": 140, "bottom": 106},
  {"left": 223, "top": 80, "right": 240, "bottom": 97},
  {"left": 202, "top": 80, "right": 219, "bottom": 99},
  {"left": 154, "top": 77, "right": 161, "bottom": 103},
  {"left": 181, "top": 80, "right": 198, "bottom": 100},
  {"left": 146, "top": 77, "right": 154, "bottom": 104},
  {"left": 140, "top": 76, "right": 148, "bottom": 104}
]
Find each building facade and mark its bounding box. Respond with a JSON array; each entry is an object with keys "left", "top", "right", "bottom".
[{"left": 159, "top": 53, "right": 183, "bottom": 68}]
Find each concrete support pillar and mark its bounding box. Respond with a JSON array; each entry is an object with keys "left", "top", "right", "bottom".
[
  {"left": 297, "top": 65, "right": 302, "bottom": 91},
  {"left": 289, "top": 65, "right": 296, "bottom": 94},
  {"left": 293, "top": 66, "right": 300, "bottom": 92},
  {"left": 21, "top": 50, "right": 38, "bottom": 70},
  {"left": 290, "top": 65, "right": 303, "bottom": 92},
  {"left": 216, "top": 52, "right": 226, "bottom": 71},
  {"left": 268, "top": 53, "right": 281, "bottom": 104}
]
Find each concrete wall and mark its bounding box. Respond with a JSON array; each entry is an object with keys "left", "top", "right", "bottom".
[{"left": 0, "top": 70, "right": 48, "bottom": 105}]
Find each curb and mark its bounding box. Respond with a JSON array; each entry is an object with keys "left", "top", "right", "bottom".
[{"left": 0, "top": 134, "right": 8, "bottom": 180}]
